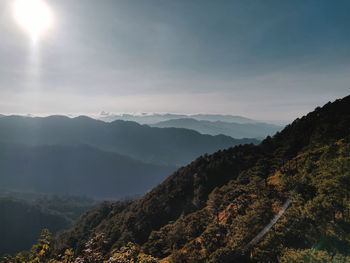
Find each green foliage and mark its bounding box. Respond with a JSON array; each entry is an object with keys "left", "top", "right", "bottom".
[
  {"left": 279, "top": 248, "right": 350, "bottom": 263},
  {"left": 3, "top": 232, "right": 157, "bottom": 263},
  {"left": 106, "top": 242, "right": 158, "bottom": 263},
  {"left": 54, "top": 143, "right": 261, "bottom": 256}
]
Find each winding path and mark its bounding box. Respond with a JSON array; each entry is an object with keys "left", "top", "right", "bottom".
[{"left": 243, "top": 189, "right": 298, "bottom": 251}]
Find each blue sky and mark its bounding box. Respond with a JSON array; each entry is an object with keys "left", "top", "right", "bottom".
[{"left": 0, "top": 0, "right": 349, "bottom": 122}]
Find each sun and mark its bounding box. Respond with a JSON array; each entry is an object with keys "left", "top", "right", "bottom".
[{"left": 13, "top": 0, "right": 53, "bottom": 41}]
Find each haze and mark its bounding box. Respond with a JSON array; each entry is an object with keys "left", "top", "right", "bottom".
[{"left": 0, "top": 0, "right": 349, "bottom": 123}]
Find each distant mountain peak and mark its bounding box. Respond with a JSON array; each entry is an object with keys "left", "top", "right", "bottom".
[
  {"left": 95, "top": 112, "right": 271, "bottom": 125},
  {"left": 150, "top": 117, "right": 283, "bottom": 139}
]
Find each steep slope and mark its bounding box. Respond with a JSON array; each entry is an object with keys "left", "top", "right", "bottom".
[
  {"left": 0, "top": 143, "right": 174, "bottom": 199},
  {"left": 0, "top": 116, "right": 258, "bottom": 166},
  {"left": 151, "top": 118, "right": 282, "bottom": 139},
  {"left": 53, "top": 96, "right": 350, "bottom": 263},
  {"left": 143, "top": 137, "right": 350, "bottom": 262}
]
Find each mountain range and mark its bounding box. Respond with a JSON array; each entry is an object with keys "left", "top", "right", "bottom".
[
  {"left": 97, "top": 113, "right": 258, "bottom": 124},
  {"left": 151, "top": 118, "right": 282, "bottom": 139},
  {"left": 0, "top": 115, "right": 258, "bottom": 167},
  {"left": 97, "top": 113, "right": 282, "bottom": 139},
  {"left": 0, "top": 115, "right": 258, "bottom": 201},
  {"left": 48, "top": 95, "right": 350, "bottom": 262},
  {"left": 0, "top": 114, "right": 256, "bottom": 257}
]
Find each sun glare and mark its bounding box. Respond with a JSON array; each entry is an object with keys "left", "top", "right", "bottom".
[{"left": 13, "top": 0, "right": 53, "bottom": 42}]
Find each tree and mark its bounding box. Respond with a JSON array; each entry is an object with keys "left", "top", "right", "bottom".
[{"left": 105, "top": 242, "right": 159, "bottom": 263}]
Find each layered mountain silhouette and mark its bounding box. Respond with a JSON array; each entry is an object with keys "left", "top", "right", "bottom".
[
  {"left": 151, "top": 118, "right": 282, "bottom": 139},
  {"left": 52, "top": 95, "right": 350, "bottom": 262},
  {"left": 0, "top": 116, "right": 258, "bottom": 166},
  {"left": 97, "top": 113, "right": 257, "bottom": 124}
]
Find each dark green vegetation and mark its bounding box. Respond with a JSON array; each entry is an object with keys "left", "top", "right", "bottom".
[
  {"left": 0, "top": 115, "right": 257, "bottom": 166},
  {"left": 0, "top": 143, "right": 174, "bottom": 199},
  {"left": 29, "top": 95, "right": 347, "bottom": 262},
  {"left": 1, "top": 230, "right": 158, "bottom": 263},
  {"left": 0, "top": 196, "right": 93, "bottom": 256},
  {"left": 151, "top": 118, "right": 282, "bottom": 139},
  {"left": 3, "top": 95, "right": 350, "bottom": 262}
]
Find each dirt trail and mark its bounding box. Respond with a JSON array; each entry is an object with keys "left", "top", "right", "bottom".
[{"left": 244, "top": 189, "right": 298, "bottom": 251}]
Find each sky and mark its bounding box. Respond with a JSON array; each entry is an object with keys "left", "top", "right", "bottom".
[{"left": 0, "top": 0, "right": 349, "bottom": 123}]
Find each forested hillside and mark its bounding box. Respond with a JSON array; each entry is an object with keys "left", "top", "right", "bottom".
[{"left": 3, "top": 95, "right": 350, "bottom": 262}]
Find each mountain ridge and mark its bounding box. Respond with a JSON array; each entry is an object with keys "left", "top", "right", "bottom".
[
  {"left": 52, "top": 95, "right": 350, "bottom": 262},
  {"left": 97, "top": 113, "right": 262, "bottom": 124},
  {"left": 151, "top": 118, "right": 282, "bottom": 139},
  {"left": 0, "top": 115, "right": 258, "bottom": 166}
]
